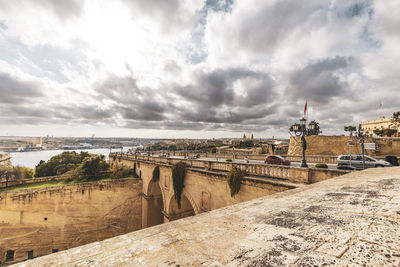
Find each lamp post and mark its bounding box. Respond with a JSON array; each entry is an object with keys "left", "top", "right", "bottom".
[{"left": 290, "top": 118, "right": 319, "bottom": 168}]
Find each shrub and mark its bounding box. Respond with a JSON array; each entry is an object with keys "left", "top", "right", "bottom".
[
  {"left": 110, "top": 166, "right": 133, "bottom": 179},
  {"left": 152, "top": 166, "right": 160, "bottom": 181},
  {"left": 226, "top": 159, "right": 232, "bottom": 162},
  {"left": 35, "top": 151, "right": 93, "bottom": 177},
  {"left": 315, "top": 163, "right": 328, "bottom": 169},
  {"left": 227, "top": 167, "right": 245, "bottom": 197},
  {"left": 0, "top": 166, "right": 34, "bottom": 180},
  {"left": 172, "top": 162, "right": 186, "bottom": 209},
  {"left": 78, "top": 155, "right": 108, "bottom": 178}
]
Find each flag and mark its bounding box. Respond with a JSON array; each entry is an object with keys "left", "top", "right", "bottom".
[{"left": 304, "top": 100, "right": 307, "bottom": 118}]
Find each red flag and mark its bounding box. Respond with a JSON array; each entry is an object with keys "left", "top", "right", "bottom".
[{"left": 303, "top": 101, "right": 307, "bottom": 118}]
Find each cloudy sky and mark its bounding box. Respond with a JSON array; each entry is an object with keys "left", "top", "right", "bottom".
[{"left": 0, "top": 0, "right": 399, "bottom": 138}]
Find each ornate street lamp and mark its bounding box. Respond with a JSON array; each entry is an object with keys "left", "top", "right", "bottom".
[{"left": 290, "top": 118, "right": 321, "bottom": 168}]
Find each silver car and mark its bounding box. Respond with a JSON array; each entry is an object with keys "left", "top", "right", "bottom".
[{"left": 337, "top": 154, "right": 392, "bottom": 170}]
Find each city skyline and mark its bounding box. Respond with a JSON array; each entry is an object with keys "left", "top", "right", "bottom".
[{"left": 0, "top": 0, "right": 399, "bottom": 138}]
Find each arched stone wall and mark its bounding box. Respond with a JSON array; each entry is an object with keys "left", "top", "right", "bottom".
[
  {"left": 142, "top": 180, "right": 164, "bottom": 228},
  {"left": 112, "top": 156, "right": 294, "bottom": 227},
  {"left": 165, "top": 189, "right": 198, "bottom": 222}
]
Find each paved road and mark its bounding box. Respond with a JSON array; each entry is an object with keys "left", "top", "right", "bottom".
[{"left": 168, "top": 155, "right": 338, "bottom": 169}]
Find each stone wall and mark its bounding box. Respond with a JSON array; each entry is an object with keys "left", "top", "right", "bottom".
[
  {"left": 0, "top": 178, "right": 142, "bottom": 265},
  {"left": 288, "top": 135, "right": 400, "bottom": 156}
]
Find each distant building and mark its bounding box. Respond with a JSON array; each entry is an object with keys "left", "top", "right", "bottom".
[{"left": 360, "top": 116, "right": 399, "bottom": 137}]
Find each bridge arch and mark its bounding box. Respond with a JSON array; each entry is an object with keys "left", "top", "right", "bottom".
[
  {"left": 166, "top": 189, "right": 199, "bottom": 222},
  {"left": 142, "top": 179, "right": 166, "bottom": 228}
]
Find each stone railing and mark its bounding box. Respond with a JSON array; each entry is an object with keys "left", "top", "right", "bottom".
[
  {"left": 285, "top": 155, "right": 338, "bottom": 164},
  {"left": 113, "top": 153, "right": 348, "bottom": 184},
  {"left": 129, "top": 151, "right": 344, "bottom": 163}
]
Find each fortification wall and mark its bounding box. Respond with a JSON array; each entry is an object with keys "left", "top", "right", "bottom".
[
  {"left": 288, "top": 135, "right": 400, "bottom": 156},
  {"left": 0, "top": 178, "right": 142, "bottom": 265}
]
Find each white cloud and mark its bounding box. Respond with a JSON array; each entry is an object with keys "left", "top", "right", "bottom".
[{"left": 0, "top": 0, "right": 399, "bottom": 138}]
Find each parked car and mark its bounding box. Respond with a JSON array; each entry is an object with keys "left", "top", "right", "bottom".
[
  {"left": 385, "top": 155, "right": 399, "bottom": 166},
  {"left": 264, "top": 155, "right": 290, "bottom": 165},
  {"left": 337, "top": 154, "right": 391, "bottom": 170}
]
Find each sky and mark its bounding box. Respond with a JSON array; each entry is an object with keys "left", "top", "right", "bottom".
[{"left": 0, "top": 0, "right": 399, "bottom": 138}]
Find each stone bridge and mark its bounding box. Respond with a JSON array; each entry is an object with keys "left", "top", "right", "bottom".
[{"left": 110, "top": 153, "right": 347, "bottom": 229}]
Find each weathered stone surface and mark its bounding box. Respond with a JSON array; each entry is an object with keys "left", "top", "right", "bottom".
[
  {"left": 0, "top": 179, "right": 143, "bottom": 264},
  {"left": 13, "top": 167, "right": 400, "bottom": 266},
  {"left": 289, "top": 135, "right": 400, "bottom": 156}
]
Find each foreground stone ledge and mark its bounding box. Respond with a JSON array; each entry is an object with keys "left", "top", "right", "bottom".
[{"left": 15, "top": 167, "right": 400, "bottom": 266}]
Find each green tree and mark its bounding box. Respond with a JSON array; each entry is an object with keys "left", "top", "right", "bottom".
[
  {"left": 0, "top": 166, "right": 34, "bottom": 186},
  {"left": 392, "top": 112, "right": 400, "bottom": 136},
  {"left": 393, "top": 111, "right": 400, "bottom": 124},
  {"left": 78, "top": 155, "right": 108, "bottom": 178},
  {"left": 373, "top": 128, "right": 397, "bottom": 137},
  {"left": 35, "top": 151, "right": 105, "bottom": 178},
  {"left": 344, "top": 125, "right": 357, "bottom": 134}
]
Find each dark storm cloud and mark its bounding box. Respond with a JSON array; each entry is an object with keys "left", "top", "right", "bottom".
[
  {"left": 90, "top": 68, "right": 278, "bottom": 130},
  {"left": 172, "top": 67, "right": 276, "bottom": 126},
  {"left": 176, "top": 68, "right": 274, "bottom": 108},
  {"left": 0, "top": 72, "right": 43, "bottom": 103},
  {"left": 1, "top": 104, "right": 113, "bottom": 125},
  {"left": 120, "top": 101, "right": 166, "bottom": 121},
  {"left": 123, "top": 120, "right": 206, "bottom": 131},
  {"left": 95, "top": 74, "right": 167, "bottom": 122},
  {"left": 288, "top": 56, "right": 350, "bottom": 103},
  {"left": 95, "top": 75, "right": 142, "bottom": 105},
  {"left": 179, "top": 105, "right": 277, "bottom": 124}
]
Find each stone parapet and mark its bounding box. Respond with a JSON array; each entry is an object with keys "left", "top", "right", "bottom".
[{"left": 112, "top": 153, "right": 348, "bottom": 184}]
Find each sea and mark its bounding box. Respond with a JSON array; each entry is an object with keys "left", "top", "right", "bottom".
[{"left": 9, "top": 147, "right": 135, "bottom": 169}]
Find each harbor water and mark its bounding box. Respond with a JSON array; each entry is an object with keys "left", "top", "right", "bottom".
[{"left": 10, "top": 147, "right": 134, "bottom": 169}]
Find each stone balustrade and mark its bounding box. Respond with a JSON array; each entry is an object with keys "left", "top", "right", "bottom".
[
  {"left": 112, "top": 153, "right": 348, "bottom": 184},
  {"left": 131, "top": 151, "right": 343, "bottom": 163}
]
